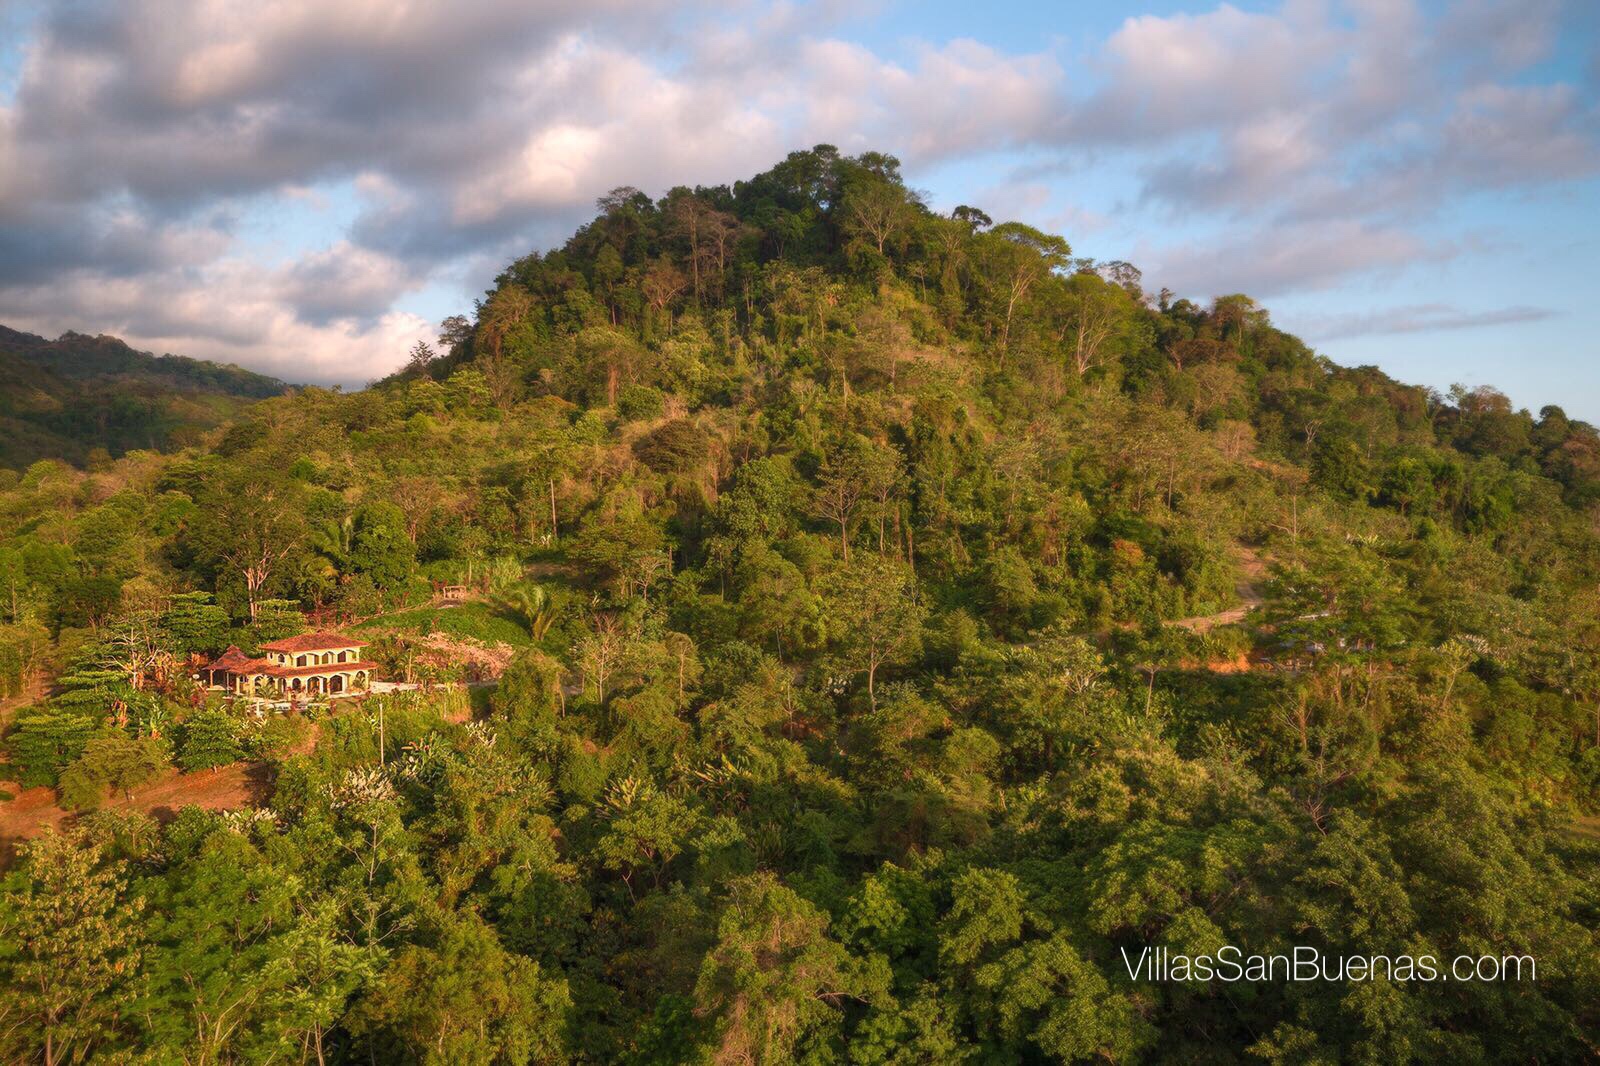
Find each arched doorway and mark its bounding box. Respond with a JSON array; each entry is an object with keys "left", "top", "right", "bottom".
[{"left": 330, "top": 674, "right": 345, "bottom": 693}]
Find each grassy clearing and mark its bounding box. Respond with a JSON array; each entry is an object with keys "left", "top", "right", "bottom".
[{"left": 352, "top": 600, "right": 532, "bottom": 647}]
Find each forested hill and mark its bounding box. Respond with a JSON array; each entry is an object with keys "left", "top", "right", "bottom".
[
  {"left": 1, "top": 146, "right": 1598, "bottom": 1062},
  {"left": 419, "top": 145, "right": 1600, "bottom": 509},
  {"left": 0, "top": 325, "right": 290, "bottom": 469}
]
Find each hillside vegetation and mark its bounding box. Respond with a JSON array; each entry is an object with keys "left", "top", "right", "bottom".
[
  {"left": 0, "top": 324, "right": 289, "bottom": 469},
  {"left": 1, "top": 146, "right": 1597, "bottom": 1063}
]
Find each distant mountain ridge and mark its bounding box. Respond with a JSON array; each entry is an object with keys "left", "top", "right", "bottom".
[
  {"left": 0, "top": 325, "right": 286, "bottom": 394},
  {"left": 0, "top": 325, "right": 291, "bottom": 470}
]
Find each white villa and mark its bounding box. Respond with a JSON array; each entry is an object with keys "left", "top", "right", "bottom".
[{"left": 204, "top": 632, "right": 372, "bottom": 697}]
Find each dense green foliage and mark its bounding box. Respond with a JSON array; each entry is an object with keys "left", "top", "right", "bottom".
[
  {"left": 3, "top": 147, "right": 1599, "bottom": 1062},
  {"left": 0, "top": 324, "right": 289, "bottom": 470}
]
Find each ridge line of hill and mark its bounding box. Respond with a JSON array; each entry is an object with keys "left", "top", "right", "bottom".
[{"left": 0, "top": 324, "right": 293, "bottom": 471}]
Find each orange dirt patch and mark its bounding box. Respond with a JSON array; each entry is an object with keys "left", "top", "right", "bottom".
[
  {"left": 1169, "top": 650, "right": 1281, "bottom": 675},
  {"left": 1175, "top": 653, "right": 1255, "bottom": 674},
  {"left": 0, "top": 760, "right": 275, "bottom": 868},
  {"left": 0, "top": 693, "right": 476, "bottom": 868},
  {"left": 0, "top": 719, "right": 320, "bottom": 868},
  {"left": 401, "top": 632, "right": 517, "bottom": 681}
]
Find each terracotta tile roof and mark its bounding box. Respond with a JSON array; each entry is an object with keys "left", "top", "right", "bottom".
[
  {"left": 205, "top": 645, "right": 254, "bottom": 671},
  {"left": 258, "top": 631, "right": 369, "bottom": 653},
  {"left": 216, "top": 656, "right": 274, "bottom": 676}
]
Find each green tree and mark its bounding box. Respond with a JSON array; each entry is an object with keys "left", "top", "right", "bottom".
[
  {"left": 694, "top": 872, "right": 882, "bottom": 1065},
  {"left": 5, "top": 706, "right": 97, "bottom": 788},
  {"left": 821, "top": 556, "right": 925, "bottom": 709},
  {"left": 58, "top": 732, "right": 170, "bottom": 809},
  {"left": 188, "top": 473, "right": 307, "bottom": 621},
  {"left": 977, "top": 222, "right": 1071, "bottom": 356},
  {"left": 160, "top": 591, "right": 231, "bottom": 655},
  {"left": 811, "top": 436, "right": 900, "bottom": 563},
  {"left": 494, "top": 583, "right": 561, "bottom": 642},
  {"left": 178, "top": 709, "right": 242, "bottom": 771},
  {"left": 257, "top": 906, "right": 382, "bottom": 1066},
  {"left": 351, "top": 501, "right": 416, "bottom": 591},
  {"left": 842, "top": 173, "right": 918, "bottom": 258},
  {"left": 138, "top": 825, "right": 302, "bottom": 1063},
  {"left": 349, "top": 913, "right": 570, "bottom": 1066},
  {"left": 0, "top": 831, "right": 145, "bottom": 1066},
  {"left": 595, "top": 776, "right": 701, "bottom": 899}
]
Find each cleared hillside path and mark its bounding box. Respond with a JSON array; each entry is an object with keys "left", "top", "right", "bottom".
[
  {"left": 0, "top": 695, "right": 481, "bottom": 867},
  {"left": 1170, "top": 544, "right": 1268, "bottom": 634},
  {"left": 0, "top": 760, "right": 275, "bottom": 867}
]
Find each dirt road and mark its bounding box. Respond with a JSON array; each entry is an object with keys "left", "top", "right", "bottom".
[
  {"left": 0, "top": 760, "right": 275, "bottom": 866},
  {"left": 1170, "top": 544, "right": 1268, "bottom": 634}
]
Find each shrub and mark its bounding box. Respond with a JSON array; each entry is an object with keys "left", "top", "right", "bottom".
[
  {"left": 238, "top": 715, "right": 309, "bottom": 762},
  {"left": 178, "top": 709, "right": 242, "bottom": 771},
  {"left": 59, "top": 733, "right": 171, "bottom": 810},
  {"left": 5, "top": 706, "right": 96, "bottom": 788},
  {"left": 617, "top": 384, "right": 665, "bottom": 422},
  {"left": 633, "top": 418, "right": 710, "bottom": 474}
]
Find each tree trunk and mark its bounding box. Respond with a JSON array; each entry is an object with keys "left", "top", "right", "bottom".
[
  {"left": 1001, "top": 288, "right": 1019, "bottom": 355},
  {"left": 244, "top": 571, "right": 262, "bottom": 621},
  {"left": 689, "top": 213, "right": 701, "bottom": 302}
]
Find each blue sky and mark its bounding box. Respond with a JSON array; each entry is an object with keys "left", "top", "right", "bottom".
[{"left": 1, "top": 0, "right": 1597, "bottom": 418}]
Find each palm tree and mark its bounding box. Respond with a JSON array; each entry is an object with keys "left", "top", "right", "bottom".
[
  {"left": 494, "top": 583, "right": 559, "bottom": 641},
  {"left": 306, "top": 515, "right": 355, "bottom": 604}
]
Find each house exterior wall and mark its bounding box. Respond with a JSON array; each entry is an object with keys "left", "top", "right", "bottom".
[{"left": 210, "top": 633, "right": 372, "bottom": 698}]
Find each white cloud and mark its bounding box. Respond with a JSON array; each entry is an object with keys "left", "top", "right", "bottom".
[
  {"left": 1292, "top": 303, "right": 1560, "bottom": 342},
  {"left": 0, "top": 258, "right": 432, "bottom": 386},
  {"left": 0, "top": 0, "right": 1594, "bottom": 384},
  {"left": 275, "top": 242, "right": 421, "bottom": 326},
  {"left": 1076, "top": 0, "right": 1594, "bottom": 229},
  {"left": 1145, "top": 220, "right": 1454, "bottom": 299},
  {"left": 1072, "top": 1, "right": 1338, "bottom": 142}
]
